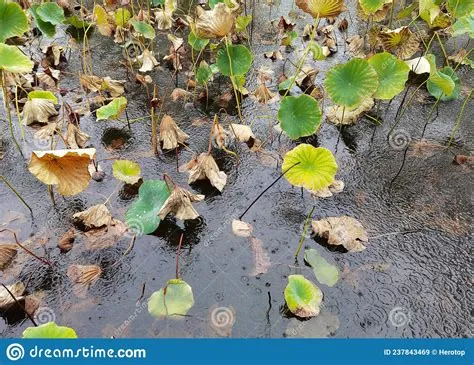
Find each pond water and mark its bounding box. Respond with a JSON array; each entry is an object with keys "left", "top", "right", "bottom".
[{"left": 0, "top": 0, "right": 472, "bottom": 338}]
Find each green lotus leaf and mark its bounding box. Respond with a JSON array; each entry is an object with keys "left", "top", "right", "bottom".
[
  {"left": 130, "top": 20, "right": 156, "bottom": 39},
  {"left": 426, "top": 54, "right": 455, "bottom": 96},
  {"left": 419, "top": 0, "right": 440, "bottom": 25},
  {"left": 125, "top": 180, "right": 171, "bottom": 234},
  {"left": 65, "top": 15, "right": 90, "bottom": 29},
  {"left": 0, "top": 43, "right": 33, "bottom": 73},
  {"left": 196, "top": 61, "right": 213, "bottom": 85},
  {"left": 29, "top": 5, "right": 56, "bottom": 37},
  {"left": 236, "top": 15, "right": 252, "bottom": 32},
  {"left": 209, "top": 0, "right": 225, "bottom": 7},
  {"left": 28, "top": 90, "right": 58, "bottom": 104},
  {"left": 284, "top": 274, "right": 323, "bottom": 318},
  {"left": 113, "top": 159, "right": 142, "bottom": 185},
  {"left": 277, "top": 95, "right": 322, "bottom": 139},
  {"left": 23, "top": 322, "right": 78, "bottom": 338},
  {"left": 0, "top": 0, "right": 29, "bottom": 42},
  {"left": 188, "top": 31, "right": 209, "bottom": 51},
  {"left": 452, "top": 14, "right": 474, "bottom": 38},
  {"left": 148, "top": 278, "right": 194, "bottom": 318},
  {"left": 309, "top": 41, "right": 327, "bottom": 61},
  {"left": 96, "top": 96, "right": 127, "bottom": 121},
  {"left": 304, "top": 248, "right": 339, "bottom": 287},
  {"left": 36, "top": 2, "right": 66, "bottom": 25},
  {"left": 115, "top": 8, "right": 131, "bottom": 27},
  {"left": 282, "top": 144, "right": 338, "bottom": 192},
  {"left": 359, "top": 0, "right": 386, "bottom": 13},
  {"left": 447, "top": 0, "right": 474, "bottom": 17},
  {"left": 368, "top": 52, "right": 410, "bottom": 100},
  {"left": 325, "top": 58, "right": 379, "bottom": 109},
  {"left": 216, "top": 44, "right": 252, "bottom": 76},
  {"left": 427, "top": 66, "right": 460, "bottom": 101}
]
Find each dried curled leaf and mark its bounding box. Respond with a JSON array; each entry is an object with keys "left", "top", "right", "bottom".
[
  {"left": 194, "top": 3, "right": 236, "bottom": 39},
  {"left": 137, "top": 49, "right": 159, "bottom": 73},
  {"left": 83, "top": 219, "right": 127, "bottom": 250},
  {"left": 64, "top": 123, "right": 90, "bottom": 149},
  {"left": 311, "top": 179, "right": 345, "bottom": 197},
  {"left": 181, "top": 153, "right": 227, "bottom": 192},
  {"left": 229, "top": 123, "right": 256, "bottom": 143},
  {"left": 67, "top": 264, "right": 102, "bottom": 298},
  {"left": 21, "top": 98, "right": 58, "bottom": 125},
  {"left": 253, "top": 84, "right": 278, "bottom": 103},
  {"left": 311, "top": 216, "right": 368, "bottom": 252},
  {"left": 158, "top": 186, "right": 204, "bottom": 221},
  {"left": 378, "top": 26, "right": 419, "bottom": 60},
  {"left": 231, "top": 219, "right": 253, "bottom": 237},
  {"left": 0, "top": 244, "right": 17, "bottom": 270},
  {"left": 159, "top": 114, "right": 189, "bottom": 149},
  {"left": 326, "top": 98, "right": 374, "bottom": 125},
  {"left": 73, "top": 204, "right": 113, "bottom": 229}
]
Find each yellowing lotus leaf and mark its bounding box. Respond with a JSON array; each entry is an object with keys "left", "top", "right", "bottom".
[
  {"left": 296, "top": 0, "right": 346, "bottom": 18},
  {"left": 378, "top": 26, "right": 420, "bottom": 60},
  {"left": 195, "top": 3, "right": 236, "bottom": 39},
  {"left": 28, "top": 148, "right": 96, "bottom": 196},
  {"left": 327, "top": 98, "right": 374, "bottom": 125}
]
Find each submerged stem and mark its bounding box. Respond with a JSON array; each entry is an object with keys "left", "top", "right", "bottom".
[
  {"left": 294, "top": 205, "right": 315, "bottom": 258},
  {"left": 0, "top": 176, "right": 32, "bottom": 213},
  {"left": 176, "top": 233, "right": 184, "bottom": 279}
]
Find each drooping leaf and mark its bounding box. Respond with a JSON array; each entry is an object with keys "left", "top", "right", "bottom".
[
  {"left": 0, "top": 44, "right": 33, "bottom": 73},
  {"left": 284, "top": 274, "right": 323, "bottom": 318},
  {"left": 180, "top": 153, "right": 227, "bottom": 191},
  {"left": 158, "top": 186, "right": 204, "bottom": 221},
  {"left": 125, "top": 180, "right": 171, "bottom": 235},
  {"left": 419, "top": 0, "right": 440, "bottom": 25},
  {"left": 93, "top": 5, "right": 114, "bottom": 36},
  {"left": 67, "top": 264, "right": 102, "bottom": 297},
  {"left": 282, "top": 144, "right": 338, "bottom": 192},
  {"left": 216, "top": 44, "right": 252, "bottom": 76},
  {"left": 296, "top": 0, "right": 346, "bottom": 18},
  {"left": 36, "top": 2, "right": 66, "bottom": 25},
  {"left": 23, "top": 322, "right": 78, "bottom": 339},
  {"left": 194, "top": 3, "right": 235, "bottom": 39},
  {"left": 22, "top": 98, "right": 58, "bottom": 125},
  {"left": 115, "top": 7, "right": 131, "bottom": 27},
  {"left": 426, "top": 54, "right": 455, "bottom": 96},
  {"left": 130, "top": 20, "right": 156, "bottom": 39},
  {"left": 96, "top": 97, "right": 127, "bottom": 121},
  {"left": 368, "top": 52, "right": 410, "bottom": 100},
  {"left": 28, "top": 90, "right": 58, "bottom": 104},
  {"left": 0, "top": 0, "right": 29, "bottom": 42},
  {"left": 446, "top": 0, "right": 473, "bottom": 17},
  {"left": 159, "top": 114, "right": 189, "bottom": 149},
  {"left": 113, "top": 160, "right": 142, "bottom": 185},
  {"left": 405, "top": 56, "right": 431, "bottom": 74},
  {"left": 29, "top": 5, "right": 56, "bottom": 37},
  {"left": 312, "top": 216, "right": 369, "bottom": 252},
  {"left": 325, "top": 58, "right": 379, "bottom": 109},
  {"left": 148, "top": 279, "right": 194, "bottom": 318},
  {"left": 277, "top": 95, "right": 322, "bottom": 139},
  {"left": 427, "top": 66, "right": 460, "bottom": 101},
  {"left": 73, "top": 204, "right": 113, "bottom": 229},
  {"left": 304, "top": 248, "right": 339, "bottom": 287},
  {"left": 188, "top": 31, "right": 209, "bottom": 51}
]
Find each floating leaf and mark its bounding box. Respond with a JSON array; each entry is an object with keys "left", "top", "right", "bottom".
[
  {"left": 67, "top": 264, "right": 102, "bottom": 298},
  {"left": 231, "top": 219, "right": 253, "bottom": 237},
  {"left": 304, "top": 248, "right": 339, "bottom": 287},
  {"left": 148, "top": 279, "right": 194, "bottom": 318},
  {"left": 0, "top": 0, "right": 29, "bottom": 42},
  {"left": 325, "top": 58, "right": 379, "bottom": 109},
  {"left": 311, "top": 216, "right": 368, "bottom": 252},
  {"left": 427, "top": 67, "right": 460, "bottom": 101},
  {"left": 282, "top": 144, "right": 338, "bottom": 192},
  {"left": 188, "top": 31, "right": 209, "bottom": 51},
  {"left": 113, "top": 160, "right": 142, "bottom": 185},
  {"left": 73, "top": 204, "right": 113, "bottom": 229},
  {"left": 0, "top": 43, "right": 33, "bottom": 73},
  {"left": 125, "top": 180, "right": 171, "bottom": 235},
  {"left": 28, "top": 148, "right": 96, "bottom": 196},
  {"left": 284, "top": 275, "right": 323, "bottom": 318},
  {"left": 23, "top": 322, "right": 78, "bottom": 339},
  {"left": 115, "top": 8, "right": 131, "bottom": 27},
  {"left": 296, "top": 0, "right": 346, "bottom": 18},
  {"left": 158, "top": 186, "right": 204, "bottom": 221},
  {"left": 278, "top": 95, "right": 322, "bottom": 139},
  {"left": 368, "top": 52, "right": 410, "bottom": 100},
  {"left": 194, "top": 3, "right": 235, "bottom": 39},
  {"left": 96, "top": 97, "right": 127, "bottom": 121},
  {"left": 216, "top": 44, "right": 252, "bottom": 76},
  {"left": 130, "top": 20, "right": 156, "bottom": 39}
]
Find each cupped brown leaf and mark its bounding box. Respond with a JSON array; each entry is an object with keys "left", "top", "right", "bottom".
[
  {"left": 0, "top": 244, "right": 17, "bottom": 270},
  {"left": 64, "top": 123, "right": 90, "bottom": 149},
  {"left": 21, "top": 99, "right": 58, "bottom": 125},
  {"left": 326, "top": 98, "right": 374, "bottom": 125},
  {"left": 159, "top": 114, "right": 189, "bottom": 149},
  {"left": 181, "top": 153, "right": 227, "bottom": 192},
  {"left": 158, "top": 186, "right": 204, "bottom": 221},
  {"left": 73, "top": 204, "right": 113, "bottom": 230},
  {"left": 312, "top": 216, "right": 368, "bottom": 252},
  {"left": 194, "top": 3, "right": 236, "bottom": 39}
]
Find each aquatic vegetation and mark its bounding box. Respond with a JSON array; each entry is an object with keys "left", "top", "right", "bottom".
[
  {"left": 284, "top": 275, "right": 323, "bottom": 318},
  {"left": 23, "top": 322, "right": 78, "bottom": 339}
]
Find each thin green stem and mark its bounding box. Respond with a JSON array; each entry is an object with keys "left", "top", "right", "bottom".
[
  {"left": 0, "top": 176, "right": 32, "bottom": 213},
  {"left": 447, "top": 90, "right": 472, "bottom": 148},
  {"left": 294, "top": 205, "right": 315, "bottom": 258}
]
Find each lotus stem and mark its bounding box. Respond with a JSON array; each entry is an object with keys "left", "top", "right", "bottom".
[
  {"left": 151, "top": 85, "right": 159, "bottom": 155},
  {"left": 175, "top": 233, "right": 184, "bottom": 279},
  {"left": 0, "top": 228, "right": 52, "bottom": 267},
  {"left": 0, "top": 176, "right": 32, "bottom": 213},
  {"left": 224, "top": 36, "right": 243, "bottom": 121},
  {"left": 0, "top": 70, "right": 23, "bottom": 157},
  {"left": 1, "top": 283, "right": 38, "bottom": 327},
  {"left": 294, "top": 205, "right": 315, "bottom": 258},
  {"left": 447, "top": 90, "right": 472, "bottom": 148}
]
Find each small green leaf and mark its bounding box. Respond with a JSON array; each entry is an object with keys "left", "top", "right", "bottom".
[
  {"left": 29, "top": 5, "right": 57, "bottom": 37},
  {"left": 65, "top": 15, "right": 90, "bottom": 29},
  {"left": 28, "top": 90, "right": 58, "bottom": 104},
  {"left": 113, "top": 160, "right": 142, "bottom": 185},
  {"left": 0, "top": 0, "right": 29, "bottom": 42},
  {"left": 282, "top": 144, "right": 338, "bottom": 192},
  {"left": 130, "top": 20, "right": 156, "bottom": 39},
  {"left": 426, "top": 54, "right": 455, "bottom": 96},
  {"left": 236, "top": 15, "right": 252, "bottom": 32},
  {"left": 309, "top": 41, "right": 327, "bottom": 61},
  {"left": 188, "top": 31, "right": 209, "bottom": 51},
  {"left": 96, "top": 97, "right": 127, "bottom": 121},
  {"left": 216, "top": 44, "right": 252, "bottom": 76},
  {"left": 278, "top": 95, "right": 322, "bottom": 139},
  {"left": 368, "top": 52, "right": 410, "bottom": 100},
  {"left": 427, "top": 66, "right": 460, "bottom": 101},
  {"left": 304, "top": 248, "right": 339, "bottom": 287},
  {"left": 359, "top": 0, "right": 386, "bottom": 13},
  {"left": 196, "top": 61, "right": 213, "bottom": 85},
  {"left": 281, "top": 30, "right": 298, "bottom": 46},
  {"left": 148, "top": 279, "right": 194, "bottom": 318},
  {"left": 151, "top": 0, "right": 165, "bottom": 6},
  {"left": 36, "top": 2, "right": 66, "bottom": 25},
  {"left": 23, "top": 322, "right": 78, "bottom": 338},
  {"left": 115, "top": 8, "right": 131, "bottom": 27},
  {"left": 209, "top": 0, "right": 225, "bottom": 8},
  {"left": 125, "top": 180, "right": 171, "bottom": 234},
  {"left": 284, "top": 274, "right": 323, "bottom": 318},
  {"left": 0, "top": 43, "right": 34, "bottom": 73},
  {"left": 452, "top": 14, "right": 474, "bottom": 38}
]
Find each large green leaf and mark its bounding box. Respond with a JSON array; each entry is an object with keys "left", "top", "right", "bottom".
[
  {"left": 277, "top": 95, "right": 322, "bottom": 139},
  {"left": 125, "top": 180, "right": 170, "bottom": 235},
  {"left": 148, "top": 279, "right": 194, "bottom": 318},
  {"left": 284, "top": 274, "right": 323, "bottom": 318},
  {"left": 23, "top": 322, "right": 78, "bottom": 338},
  {"left": 130, "top": 20, "right": 156, "bottom": 39},
  {"left": 29, "top": 5, "right": 56, "bottom": 37},
  {"left": 96, "top": 97, "right": 127, "bottom": 121},
  {"left": 359, "top": 0, "right": 386, "bottom": 13},
  {"left": 452, "top": 14, "right": 474, "bottom": 37},
  {"left": 188, "top": 31, "right": 209, "bottom": 51},
  {"left": 113, "top": 159, "right": 142, "bottom": 185},
  {"left": 426, "top": 54, "right": 455, "bottom": 96},
  {"left": 304, "top": 248, "right": 339, "bottom": 287},
  {"left": 216, "top": 44, "right": 252, "bottom": 76},
  {"left": 0, "top": 43, "right": 33, "bottom": 73},
  {"left": 427, "top": 67, "right": 460, "bottom": 101},
  {"left": 368, "top": 52, "right": 410, "bottom": 100},
  {"left": 282, "top": 144, "right": 338, "bottom": 192},
  {"left": 446, "top": 0, "right": 474, "bottom": 17},
  {"left": 0, "top": 0, "right": 29, "bottom": 42},
  {"left": 325, "top": 58, "right": 379, "bottom": 109},
  {"left": 36, "top": 2, "right": 66, "bottom": 25}
]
